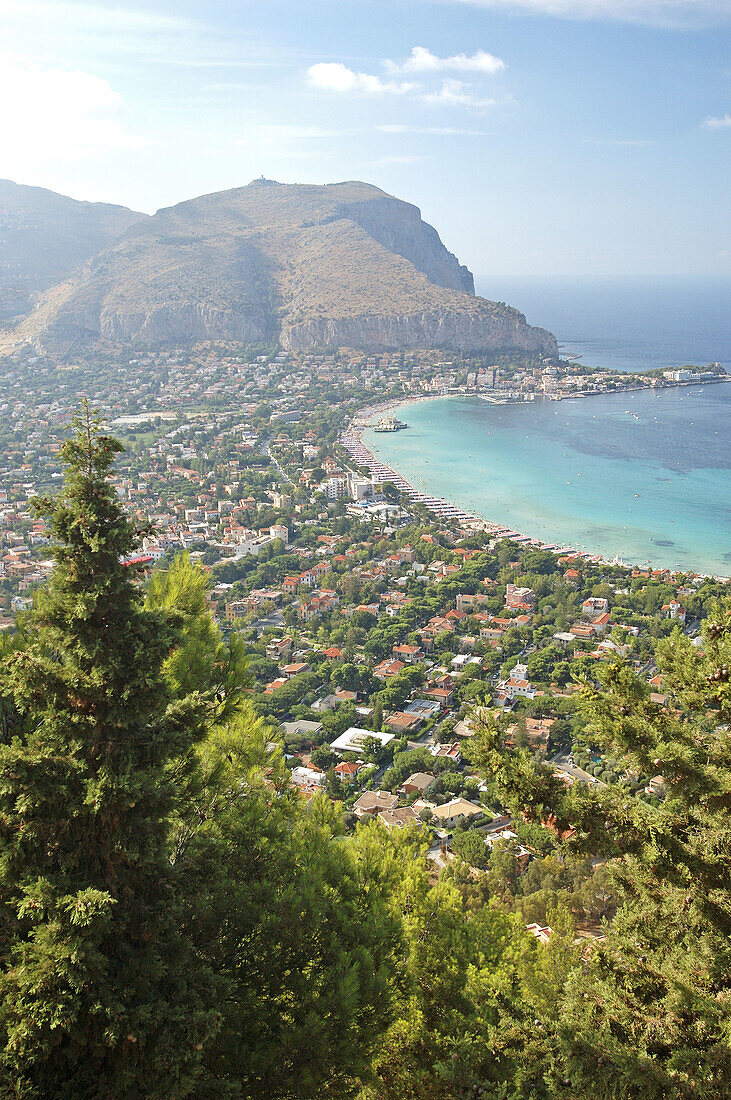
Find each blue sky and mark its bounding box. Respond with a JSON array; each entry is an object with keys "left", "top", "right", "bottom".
[{"left": 1, "top": 0, "right": 729, "bottom": 277}]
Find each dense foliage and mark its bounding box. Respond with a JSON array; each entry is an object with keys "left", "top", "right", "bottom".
[{"left": 1, "top": 412, "right": 730, "bottom": 1099}]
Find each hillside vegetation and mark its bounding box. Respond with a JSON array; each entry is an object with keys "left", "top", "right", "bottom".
[{"left": 2, "top": 179, "right": 556, "bottom": 356}]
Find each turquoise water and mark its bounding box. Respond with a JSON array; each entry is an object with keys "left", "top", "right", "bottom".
[{"left": 364, "top": 386, "right": 731, "bottom": 576}]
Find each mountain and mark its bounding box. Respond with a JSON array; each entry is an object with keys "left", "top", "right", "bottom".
[
  {"left": 2, "top": 179, "right": 556, "bottom": 357},
  {"left": 0, "top": 179, "right": 147, "bottom": 323}
]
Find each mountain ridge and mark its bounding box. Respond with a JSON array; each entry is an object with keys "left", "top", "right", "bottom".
[
  {"left": 0, "top": 179, "right": 146, "bottom": 323},
  {"left": 1, "top": 179, "right": 557, "bottom": 357}
]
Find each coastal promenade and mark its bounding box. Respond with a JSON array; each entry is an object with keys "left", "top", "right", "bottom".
[
  {"left": 341, "top": 379, "right": 731, "bottom": 578},
  {"left": 339, "top": 404, "right": 596, "bottom": 563}
]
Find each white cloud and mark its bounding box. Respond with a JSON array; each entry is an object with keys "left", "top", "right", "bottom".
[
  {"left": 703, "top": 114, "right": 731, "bottom": 128},
  {"left": 443, "top": 0, "right": 729, "bottom": 27},
  {"left": 0, "top": 53, "right": 142, "bottom": 169},
  {"left": 307, "top": 62, "right": 415, "bottom": 95},
  {"left": 388, "top": 46, "right": 505, "bottom": 75},
  {"left": 422, "top": 79, "right": 497, "bottom": 108}
]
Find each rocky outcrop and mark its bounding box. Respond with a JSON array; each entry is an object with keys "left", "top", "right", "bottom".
[
  {"left": 99, "top": 303, "right": 267, "bottom": 345},
  {"left": 337, "top": 195, "right": 474, "bottom": 294},
  {"left": 282, "top": 307, "right": 556, "bottom": 355},
  {"left": 3, "top": 179, "right": 557, "bottom": 358}
]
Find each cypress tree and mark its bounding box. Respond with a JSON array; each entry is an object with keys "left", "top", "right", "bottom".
[{"left": 0, "top": 405, "right": 217, "bottom": 1099}]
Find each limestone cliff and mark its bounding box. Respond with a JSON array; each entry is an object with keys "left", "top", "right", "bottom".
[{"left": 3, "top": 179, "right": 556, "bottom": 357}]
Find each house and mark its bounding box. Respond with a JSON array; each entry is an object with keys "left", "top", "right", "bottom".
[
  {"left": 330, "top": 727, "right": 396, "bottom": 757},
  {"left": 526, "top": 923, "right": 553, "bottom": 945},
  {"left": 582, "top": 596, "right": 609, "bottom": 616},
  {"left": 353, "top": 790, "right": 399, "bottom": 818},
  {"left": 403, "top": 698, "right": 441, "bottom": 720},
  {"left": 451, "top": 654, "right": 481, "bottom": 672},
  {"left": 431, "top": 798, "right": 483, "bottom": 829},
  {"left": 525, "top": 716, "right": 555, "bottom": 748},
  {"left": 224, "top": 599, "right": 250, "bottom": 623},
  {"left": 374, "top": 658, "right": 405, "bottom": 679},
  {"left": 456, "top": 592, "right": 489, "bottom": 613},
  {"left": 392, "top": 643, "right": 423, "bottom": 663},
  {"left": 311, "top": 694, "right": 339, "bottom": 712},
  {"left": 384, "top": 711, "right": 423, "bottom": 735},
  {"left": 494, "top": 661, "right": 537, "bottom": 705},
  {"left": 378, "top": 806, "right": 423, "bottom": 830},
  {"left": 569, "top": 622, "right": 598, "bottom": 640},
  {"left": 429, "top": 742, "right": 462, "bottom": 763},
  {"left": 281, "top": 719, "right": 323, "bottom": 741},
  {"left": 505, "top": 583, "right": 535, "bottom": 611},
  {"left": 398, "top": 772, "right": 437, "bottom": 797},
  {"left": 334, "top": 761, "right": 362, "bottom": 784},
  {"left": 266, "top": 637, "right": 292, "bottom": 661},
  {"left": 290, "top": 766, "right": 325, "bottom": 791},
  {"left": 421, "top": 684, "right": 455, "bottom": 705},
  {"left": 283, "top": 661, "right": 310, "bottom": 679},
  {"left": 264, "top": 677, "right": 288, "bottom": 694},
  {"left": 484, "top": 828, "right": 531, "bottom": 872},
  {"left": 661, "top": 600, "right": 686, "bottom": 622}
]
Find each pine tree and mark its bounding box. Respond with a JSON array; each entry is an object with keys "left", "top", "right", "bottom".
[
  {"left": 0, "top": 406, "right": 218, "bottom": 1099},
  {"left": 471, "top": 600, "right": 731, "bottom": 1099}
]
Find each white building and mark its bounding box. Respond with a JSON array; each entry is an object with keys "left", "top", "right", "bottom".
[
  {"left": 330, "top": 727, "right": 396, "bottom": 757},
  {"left": 290, "top": 766, "right": 325, "bottom": 791},
  {"left": 494, "top": 660, "right": 537, "bottom": 705},
  {"left": 348, "top": 473, "right": 385, "bottom": 502},
  {"left": 324, "top": 475, "right": 349, "bottom": 500}
]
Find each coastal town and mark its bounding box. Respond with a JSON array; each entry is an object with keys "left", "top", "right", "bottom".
[{"left": 0, "top": 340, "right": 728, "bottom": 931}]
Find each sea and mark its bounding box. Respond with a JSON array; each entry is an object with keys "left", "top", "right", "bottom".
[{"left": 363, "top": 277, "right": 731, "bottom": 576}]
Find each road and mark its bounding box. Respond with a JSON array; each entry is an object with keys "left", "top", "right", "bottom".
[
  {"left": 551, "top": 751, "right": 603, "bottom": 786},
  {"left": 264, "top": 440, "right": 296, "bottom": 487}
]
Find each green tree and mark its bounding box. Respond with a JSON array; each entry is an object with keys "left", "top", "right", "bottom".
[
  {"left": 178, "top": 727, "right": 400, "bottom": 1100},
  {"left": 146, "top": 553, "right": 248, "bottom": 717},
  {"left": 452, "top": 830, "right": 489, "bottom": 869},
  {"left": 471, "top": 601, "right": 731, "bottom": 1099},
  {"left": 0, "top": 407, "right": 217, "bottom": 1098}
]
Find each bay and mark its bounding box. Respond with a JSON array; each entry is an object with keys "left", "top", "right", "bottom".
[{"left": 363, "top": 385, "right": 731, "bottom": 577}]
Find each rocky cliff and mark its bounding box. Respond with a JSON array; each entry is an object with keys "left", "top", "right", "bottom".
[{"left": 2, "top": 179, "right": 556, "bottom": 357}]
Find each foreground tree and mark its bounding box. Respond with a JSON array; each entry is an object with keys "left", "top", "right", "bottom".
[
  {"left": 0, "top": 407, "right": 217, "bottom": 1098},
  {"left": 471, "top": 601, "right": 731, "bottom": 1099},
  {"left": 141, "top": 553, "right": 407, "bottom": 1099}
]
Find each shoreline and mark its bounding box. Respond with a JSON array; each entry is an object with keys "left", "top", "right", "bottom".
[
  {"left": 342, "top": 394, "right": 608, "bottom": 563},
  {"left": 340, "top": 392, "right": 731, "bottom": 581}
]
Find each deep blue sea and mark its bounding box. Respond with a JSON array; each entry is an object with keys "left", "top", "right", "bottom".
[
  {"left": 365, "top": 278, "right": 731, "bottom": 576},
  {"left": 478, "top": 275, "right": 731, "bottom": 374}
]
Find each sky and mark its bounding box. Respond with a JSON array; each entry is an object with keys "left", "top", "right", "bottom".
[{"left": 1, "top": 0, "right": 729, "bottom": 279}]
